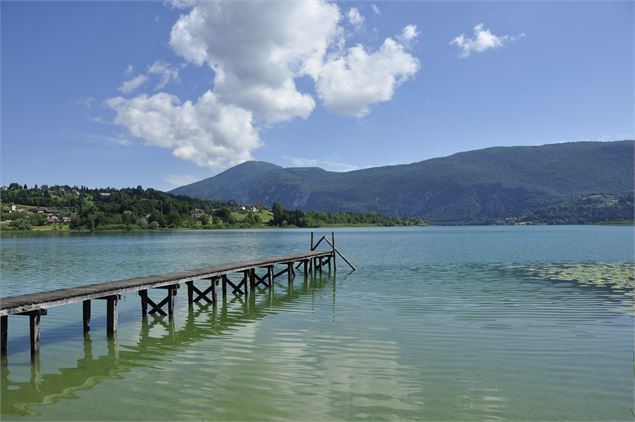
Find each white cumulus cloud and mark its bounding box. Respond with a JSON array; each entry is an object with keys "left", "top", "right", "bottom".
[
  {"left": 148, "top": 60, "right": 180, "bottom": 90},
  {"left": 107, "top": 91, "right": 260, "bottom": 170},
  {"left": 169, "top": 0, "right": 340, "bottom": 123},
  {"left": 108, "top": 0, "right": 420, "bottom": 170},
  {"left": 119, "top": 74, "right": 148, "bottom": 94},
  {"left": 371, "top": 4, "right": 381, "bottom": 15},
  {"left": 347, "top": 7, "right": 364, "bottom": 30},
  {"left": 450, "top": 23, "right": 525, "bottom": 58},
  {"left": 401, "top": 24, "right": 418, "bottom": 42},
  {"left": 316, "top": 36, "right": 420, "bottom": 117}
]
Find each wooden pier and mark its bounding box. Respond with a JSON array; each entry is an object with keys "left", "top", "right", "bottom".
[{"left": 0, "top": 232, "right": 353, "bottom": 358}]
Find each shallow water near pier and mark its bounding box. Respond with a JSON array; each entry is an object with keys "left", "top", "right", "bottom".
[{"left": 1, "top": 226, "right": 633, "bottom": 420}]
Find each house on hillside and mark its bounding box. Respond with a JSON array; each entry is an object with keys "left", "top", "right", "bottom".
[{"left": 191, "top": 209, "right": 206, "bottom": 218}]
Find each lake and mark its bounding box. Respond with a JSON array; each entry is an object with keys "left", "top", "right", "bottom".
[{"left": 1, "top": 226, "right": 633, "bottom": 420}]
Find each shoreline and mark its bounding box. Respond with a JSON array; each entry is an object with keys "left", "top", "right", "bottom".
[{"left": 1, "top": 221, "right": 632, "bottom": 235}]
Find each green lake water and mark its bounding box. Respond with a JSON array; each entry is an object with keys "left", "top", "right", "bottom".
[{"left": 0, "top": 226, "right": 633, "bottom": 420}]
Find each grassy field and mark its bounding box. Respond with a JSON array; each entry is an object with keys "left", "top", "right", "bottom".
[{"left": 231, "top": 210, "right": 273, "bottom": 224}]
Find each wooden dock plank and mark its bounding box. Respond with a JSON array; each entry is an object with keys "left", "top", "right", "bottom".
[{"left": 0, "top": 250, "right": 333, "bottom": 316}]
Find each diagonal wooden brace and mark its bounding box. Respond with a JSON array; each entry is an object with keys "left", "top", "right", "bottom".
[
  {"left": 222, "top": 274, "right": 245, "bottom": 296},
  {"left": 253, "top": 270, "right": 270, "bottom": 288},
  {"left": 139, "top": 285, "right": 178, "bottom": 317},
  {"left": 273, "top": 267, "right": 289, "bottom": 279},
  {"left": 187, "top": 281, "right": 214, "bottom": 304}
]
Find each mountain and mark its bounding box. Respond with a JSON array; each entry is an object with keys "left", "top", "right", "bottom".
[{"left": 171, "top": 141, "right": 634, "bottom": 224}]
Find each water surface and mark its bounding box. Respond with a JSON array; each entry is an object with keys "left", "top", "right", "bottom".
[{"left": 1, "top": 226, "right": 633, "bottom": 420}]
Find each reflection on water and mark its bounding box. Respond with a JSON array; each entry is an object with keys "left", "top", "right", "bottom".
[
  {"left": 1, "top": 273, "right": 334, "bottom": 417},
  {"left": 1, "top": 227, "right": 633, "bottom": 420}
]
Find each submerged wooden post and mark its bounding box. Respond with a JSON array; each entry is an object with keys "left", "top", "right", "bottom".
[
  {"left": 29, "top": 311, "right": 42, "bottom": 355},
  {"left": 167, "top": 286, "right": 177, "bottom": 317},
  {"left": 243, "top": 270, "right": 250, "bottom": 298},
  {"left": 222, "top": 276, "right": 227, "bottom": 297},
  {"left": 1, "top": 315, "right": 7, "bottom": 356},
  {"left": 287, "top": 263, "right": 293, "bottom": 284},
  {"left": 187, "top": 281, "right": 194, "bottom": 305},
  {"left": 82, "top": 300, "right": 91, "bottom": 333},
  {"left": 140, "top": 290, "right": 148, "bottom": 318},
  {"left": 268, "top": 266, "right": 274, "bottom": 291},
  {"left": 249, "top": 269, "right": 256, "bottom": 290},
  {"left": 106, "top": 296, "right": 118, "bottom": 338},
  {"left": 211, "top": 277, "right": 218, "bottom": 305}
]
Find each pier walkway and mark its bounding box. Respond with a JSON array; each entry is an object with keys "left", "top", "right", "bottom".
[{"left": 0, "top": 232, "right": 353, "bottom": 357}]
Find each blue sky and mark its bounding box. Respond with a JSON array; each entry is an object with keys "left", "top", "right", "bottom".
[{"left": 2, "top": 1, "right": 633, "bottom": 190}]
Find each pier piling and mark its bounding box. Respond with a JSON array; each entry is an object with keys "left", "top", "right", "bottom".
[
  {"left": 83, "top": 300, "right": 91, "bottom": 333},
  {"left": 1, "top": 315, "right": 7, "bottom": 356}
]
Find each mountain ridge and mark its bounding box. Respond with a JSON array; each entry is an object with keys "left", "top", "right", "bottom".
[{"left": 172, "top": 140, "right": 634, "bottom": 224}]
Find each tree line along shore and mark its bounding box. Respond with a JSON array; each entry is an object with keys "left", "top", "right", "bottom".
[{"left": 0, "top": 184, "right": 427, "bottom": 232}]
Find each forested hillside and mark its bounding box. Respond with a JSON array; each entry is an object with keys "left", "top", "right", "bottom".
[{"left": 172, "top": 141, "right": 634, "bottom": 224}]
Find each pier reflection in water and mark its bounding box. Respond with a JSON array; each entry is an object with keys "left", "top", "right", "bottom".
[{"left": 1, "top": 272, "right": 337, "bottom": 417}]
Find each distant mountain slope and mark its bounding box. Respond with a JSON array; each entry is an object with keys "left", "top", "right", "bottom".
[{"left": 172, "top": 141, "right": 634, "bottom": 224}]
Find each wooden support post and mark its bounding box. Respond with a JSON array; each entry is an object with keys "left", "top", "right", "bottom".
[
  {"left": 310, "top": 232, "right": 314, "bottom": 251},
  {"left": 243, "top": 270, "right": 250, "bottom": 298},
  {"left": 211, "top": 277, "right": 218, "bottom": 305},
  {"left": 83, "top": 300, "right": 91, "bottom": 333},
  {"left": 1, "top": 315, "right": 7, "bottom": 356},
  {"left": 222, "top": 275, "right": 227, "bottom": 297},
  {"left": 167, "top": 286, "right": 176, "bottom": 317},
  {"left": 187, "top": 281, "right": 194, "bottom": 305},
  {"left": 29, "top": 311, "right": 42, "bottom": 355},
  {"left": 303, "top": 259, "right": 308, "bottom": 276},
  {"left": 250, "top": 269, "right": 256, "bottom": 290},
  {"left": 332, "top": 231, "right": 337, "bottom": 272},
  {"left": 287, "top": 263, "right": 293, "bottom": 284},
  {"left": 106, "top": 296, "right": 118, "bottom": 338},
  {"left": 140, "top": 290, "right": 148, "bottom": 318},
  {"left": 268, "top": 266, "right": 274, "bottom": 291}
]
